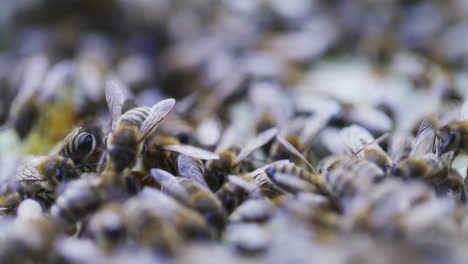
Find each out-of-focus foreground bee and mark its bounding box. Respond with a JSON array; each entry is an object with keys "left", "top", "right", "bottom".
[
  {"left": 104, "top": 77, "right": 175, "bottom": 172},
  {"left": 8, "top": 57, "right": 75, "bottom": 148},
  {"left": 150, "top": 168, "right": 227, "bottom": 234}
]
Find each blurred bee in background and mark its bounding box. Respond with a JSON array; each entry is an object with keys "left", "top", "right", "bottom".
[
  {"left": 150, "top": 168, "right": 227, "bottom": 234},
  {"left": 104, "top": 77, "right": 175, "bottom": 172},
  {"left": 328, "top": 100, "right": 393, "bottom": 135},
  {"left": 248, "top": 79, "right": 294, "bottom": 133},
  {"left": 205, "top": 127, "right": 278, "bottom": 191},
  {"left": 7, "top": 54, "right": 50, "bottom": 140},
  {"left": 276, "top": 96, "right": 341, "bottom": 164},
  {"left": 8, "top": 57, "right": 77, "bottom": 154},
  {"left": 269, "top": 109, "right": 336, "bottom": 165}
]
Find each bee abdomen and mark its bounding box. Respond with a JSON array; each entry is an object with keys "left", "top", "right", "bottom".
[{"left": 119, "top": 107, "right": 150, "bottom": 128}]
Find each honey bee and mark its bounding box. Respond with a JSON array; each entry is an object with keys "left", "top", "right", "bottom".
[
  {"left": 248, "top": 80, "right": 294, "bottom": 133},
  {"left": 133, "top": 188, "right": 215, "bottom": 240},
  {"left": 438, "top": 100, "right": 468, "bottom": 158},
  {"left": 50, "top": 176, "right": 102, "bottom": 227},
  {"left": 0, "top": 200, "right": 57, "bottom": 264},
  {"left": 124, "top": 199, "right": 183, "bottom": 256},
  {"left": 340, "top": 125, "right": 391, "bottom": 171},
  {"left": 392, "top": 121, "right": 450, "bottom": 186},
  {"left": 150, "top": 168, "right": 227, "bottom": 234},
  {"left": 343, "top": 179, "right": 441, "bottom": 233},
  {"left": 205, "top": 127, "right": 278, "bottom": 191},
  {"left": 142, "top": 133, "right": 218, "bottom": 178},
  {"left": 269, "top": 101, "right": 338, "bottom": 163},
  {"left": 325, "top": 158, "right": 385, "bottom": 200},
  {"left": 158, "top": 119, "right": 197, "bottom": 145},
  {"left": 229, "top": 198, "right": 276, "bottom": 224},
  {"left": 216, "top": 174, "right": 257, "bottom": 214},
  {"left": 389, "top": 132, "right": 413, "bottom": 162},
  {"left": 48, "top": 126, "right": 98, "bottom": 174},
  {"left": 392, "top": 154, "right": 449, "bottom": 186},
  {"left": 7, "top": 55, "right": 50, "bottom": 139},
  {"left": 273, "top": 135, "right": 384, "bottom": 201},
  {"left": 9, "top": 58, "right": 76, "bottom": 146},
  {"left": 14, "top": 155, "right": 78, "bottom": 208},
  {"left": 0, "top": 190, "right": 22, "bottom": 216},
  {"left": 225, "top": 223, "right": 271, "bottom": 256},
  {"left": 88, "top": 203, "right": 128, "bottom": 252},
  {"left": 265, "top": 162, "right": 325, "bottom": 194},
  {"left": 104, "top": 77, "right": 175, "bottom": 172}
]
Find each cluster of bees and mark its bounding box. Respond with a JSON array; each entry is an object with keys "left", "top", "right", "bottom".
[{"left": 1, "top": 0, "right": 468, "bottom": 263}]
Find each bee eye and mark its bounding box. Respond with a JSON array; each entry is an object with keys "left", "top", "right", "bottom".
[
  {"left": 55, "top": 168, "right": 63, "bottom": 182},
  {"left": 77, "top": 134, "right": 94, "bottom": 153}
]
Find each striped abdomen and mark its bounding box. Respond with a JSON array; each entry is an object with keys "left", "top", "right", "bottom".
[
  {"left": 117, "top": 106, "right": 150, "bottom": 128},
  {"left": 326, "top": 159, "right": 384, "bottom": 199},
  {"left": 60, "top": 132, "right": 96, "bottom": 162}
]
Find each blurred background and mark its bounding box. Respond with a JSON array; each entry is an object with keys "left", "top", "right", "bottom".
[{"left": 0, "top": 0, "right": 467, "bottom": 154}]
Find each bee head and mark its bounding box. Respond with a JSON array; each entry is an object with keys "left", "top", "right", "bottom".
[
  {"left": 438, "top": 127, "right": 457, "bottom": 154},
  {"left": 42, "top": 157, "right": 78, "bottom": 184}
]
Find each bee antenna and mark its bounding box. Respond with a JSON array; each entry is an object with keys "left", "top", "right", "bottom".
[{"left": 352, "top": 132, "right": 389, "bottom": 158}]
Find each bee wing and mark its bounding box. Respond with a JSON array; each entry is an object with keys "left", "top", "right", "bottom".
[
  {"left": 16, "top": 156, "right": 45, "bottom": 182},
  {"left": 245, "top": 159, "right": 291, "bottom": 178},
  {"left": 40, "top": 60, "right": 73, "bottom": 103},
  {"left": 275, "top": 135, "right": 318, "bottom": 175},
  {"left": 340, "top": 125, "right": 385, "bottom": 159},
  {"left": 177, "top": 155, "right": 209, "bottom": 188},
  {"left": 138, "top": 98, "right": 176, "bottom": 141},
  {"left": 162, "top": 144, "right": 219, "bottom": 160},
  {"left": 300, "top": 114, "right": 331, "bottom": 149},
  {"left": 150, "top": 169, "right": 190, "bottom": 201},
  {"left": 249, "top": 82, "right": 294, "bottom": 127},
  {"left": 389, "top": 132, "right": 413, "bottom": 162},
  {"left": 234, "top": 127, "right": 278, "bottom": 165},
  {"left": 349, "top": 106, "right": 393, "bottom": 133},
  {"left": 105, "top": 77, "right": 126, "bottom": 129},
  {"left": 410, "top": 120, "right": 436, "bottom": 157},
  {"left": 226, "top": 175, "right": 257, "bottom": 193},
  {"left": 273, "top": 173, "right": 316, "bottom": 193},
  {"left": 48, "top": 126, "right": 82, "bottom": 156}
]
